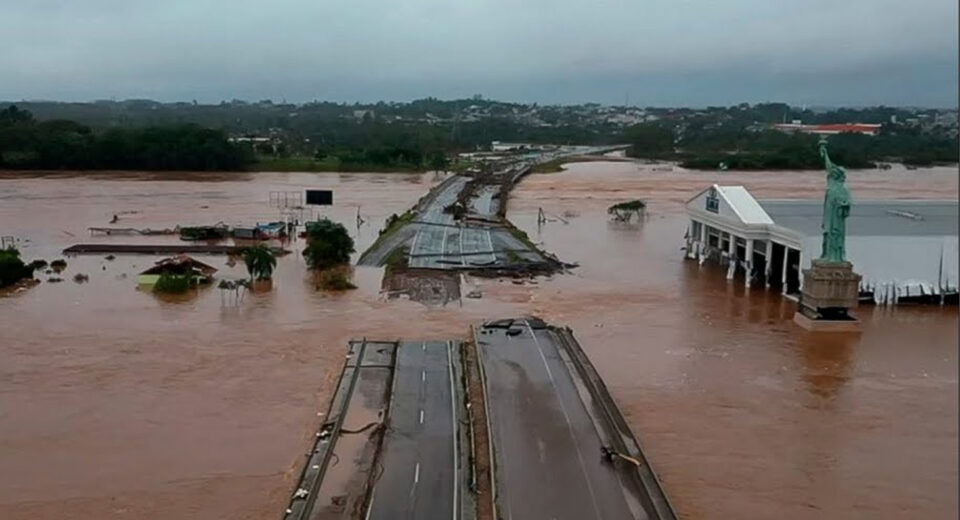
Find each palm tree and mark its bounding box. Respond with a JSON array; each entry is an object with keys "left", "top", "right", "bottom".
[{"left": 243, "top": 245, "right": 277, "bottom": 282}]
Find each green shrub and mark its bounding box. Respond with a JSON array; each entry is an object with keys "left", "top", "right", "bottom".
[{"left": 153, "top": 273, "right": 193, "bottom": 293}]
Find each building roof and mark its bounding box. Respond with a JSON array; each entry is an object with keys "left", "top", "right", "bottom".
[
  {"left": 715, "top": 185, "right": 774, "bottom": 225},
  {"left": 758, "top": 199, "right": 958, "bottom": 237},
  {"left": 813, "top": 123, "right": 881, "bottom": 133},
  {"left": 140, "top": 254, "right": 218, "bottom": 276},
  {"left": 772, "top": 123, "right": 881, "bottom": 135}
]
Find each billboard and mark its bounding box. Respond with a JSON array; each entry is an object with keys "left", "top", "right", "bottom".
[{"left": 305, "top": 189, "right": 333, "bottom": 206}]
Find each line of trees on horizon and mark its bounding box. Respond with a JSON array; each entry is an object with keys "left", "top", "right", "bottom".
[
  {"left": 0, "top": 105, "right": 254, "bottom": 171},
  {"left": 2, "top": 100, "right": 956, "bottom": 172},
  {"left": 624, "top": 121, "right": 959, "bottom": 169}
]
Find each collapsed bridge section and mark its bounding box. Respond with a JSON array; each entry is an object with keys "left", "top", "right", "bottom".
[{"left": 475, "top": 318, "right": 676, "bottom": 520}]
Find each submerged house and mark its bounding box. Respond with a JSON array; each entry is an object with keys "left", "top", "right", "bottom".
[
  {"left": 178, "top": 224, "right": 229, "bottom": 241},
  {"left": 684, "top": 185, "right": 959, "bottom": 304},
  {"left": 137, "top": 255, "right": 218, "bottom": 285},
  {"left": 232, "top": 222, "right": 288, "bottom": 240}
]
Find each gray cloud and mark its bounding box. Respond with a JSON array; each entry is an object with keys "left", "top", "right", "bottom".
[{"left": 2, "top": 0, "right": 957, "bottom": 106}]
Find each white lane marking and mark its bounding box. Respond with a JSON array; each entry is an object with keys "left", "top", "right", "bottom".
[
  {"left": 414, "top": 462, "right": 420, "bottom": 485},
  {"left": 419, "top": 409, "right": 424, "bottom": 424},
  {"left": 440, "top": 226, "right": 449, "bottom": 265},
  {"left": 458, "top": 225, "right": 466, "bottom": 266},
  {"left": 422, "top": 370, "right": 426, "bottom": 383},
  {"left": 484, "top": 230, "right": 496, "bottom": 264},
  {"left": 447, "top": 340, "right": 459, "bottom": 520},
  {"left": 408, "top": 227, "right": 422, "bottom": 267},
  {"left": 524, "top": 320, "right": 603, "bottom": 520}
]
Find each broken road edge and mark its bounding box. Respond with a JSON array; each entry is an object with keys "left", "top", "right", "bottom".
[{"left": 281, "top": 319, "right": 677, "bottom": 520}]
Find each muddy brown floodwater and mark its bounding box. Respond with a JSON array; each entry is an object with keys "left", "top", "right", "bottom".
[{"left": 0, "top": 164, "right": 957, "bottom": 519}]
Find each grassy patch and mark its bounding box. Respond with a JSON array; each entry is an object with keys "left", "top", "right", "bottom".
[
  {"left": 504, "top": 223, "right": 539, "bottom": 251},
  {"left": 505, "top": 250, "right": 525, "bottom": 263},
  {"left": 253, "top": 154, "right": 425, "bottom": 173},
  {"left": 359, "top": 209, "right": 416, "bottom": 264},
  {"left": 384, "top": 246, "right": 409, "bottom": 275},
  {"left": 450, "top": 158, "right": 479, "bottom": 173},
  {"left": 531, "top": 160, "right": 567, "bottom": 173},
  {"left": 252, "top": 155, "right": 340, "bottom": 172},
  {"left": 530, "top": 156, "right": 613, "bottom": 174}
]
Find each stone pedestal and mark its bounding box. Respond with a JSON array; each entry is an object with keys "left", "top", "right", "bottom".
[{"left": 793, "top": 259, "right": 862, "bottom": 331}]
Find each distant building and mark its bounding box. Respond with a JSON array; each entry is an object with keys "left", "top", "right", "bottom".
[
  {"left": 229, "top": 136, "right": 272, "bottom": 144},
  {"left": 684, "top": 185, "right": 958, "bottom": 304},
  {"left": 490, "top": 141, "right": 528, "bottom": 152},
  {"left": 490, "top": 141, "right": 556, "bottom": 152},
  {"left": 772, "top": 123, "right": 882, "bottom": 136},
  {"left": 353, "top": 109, "right": 375, "bottom": 121}
]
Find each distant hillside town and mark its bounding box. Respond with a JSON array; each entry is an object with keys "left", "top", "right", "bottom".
[{"left": 1, "top": 98, "right": 957, "bottom": 171}]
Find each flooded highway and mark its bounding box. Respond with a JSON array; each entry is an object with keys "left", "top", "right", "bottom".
[{"left": 1, "top": 163, "right": 957, "bottom": 519}]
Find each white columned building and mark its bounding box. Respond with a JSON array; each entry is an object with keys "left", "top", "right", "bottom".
[{"left": 684, "top": 184, "right": 959, "bottom": 305}]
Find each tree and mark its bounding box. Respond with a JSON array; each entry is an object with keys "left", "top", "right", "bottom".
[
  {"left": 243, "top": 245, "right": 277, "bottom": 281},
  {"left": 0, "top": 105, "right": 33, "bottom": 125},
  {"left": 0, "top": 106, "right": 254, "bottom": 171},
  {"left": 428, "top": 151, "right": 450, "bottom": 172},
  {"left": 624, "top": 123, "right": 675, "bottom": 157},
  {"left": 303, "top": 218, "right": 355, "bottom": 269}
]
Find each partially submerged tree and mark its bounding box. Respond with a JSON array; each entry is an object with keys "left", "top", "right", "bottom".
[
  {"left": 218, "top": 278, "right": 249, "bottom": 305},
  {"left": 303, "top": 218, "right": 355, "bottom": 270},
  {"left": 608, "top": 200, "right": 646, "bottom": 222},
  {"left": 243, "top": 245, "right": 277, "bottom": 281},
  {"left": 0, "top": 248, "right": 36, "bottom": 288}
]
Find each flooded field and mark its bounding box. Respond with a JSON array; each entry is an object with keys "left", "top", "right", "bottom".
[{"left": 1, "top": 164, "right": 957, "bottom": 519}]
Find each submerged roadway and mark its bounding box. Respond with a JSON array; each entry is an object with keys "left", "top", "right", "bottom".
[
  {"left": 478, "top": 319, "right": 649, "bottom": 520},
  {"left": 365, "top": 341, "right": 459, "bottom": 520}
]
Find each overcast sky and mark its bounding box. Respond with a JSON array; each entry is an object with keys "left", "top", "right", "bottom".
[{"left": 2, "top": 0, "right": 957, "bottom": 106}]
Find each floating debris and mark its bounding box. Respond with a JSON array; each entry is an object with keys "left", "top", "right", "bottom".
[{"left": 50, "top": 259, "right": 68, "bottom": 273}]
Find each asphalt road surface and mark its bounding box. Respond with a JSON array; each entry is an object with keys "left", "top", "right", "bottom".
[
  {"left": 365, "top": 341, "right": 458, "bottom": 520},
  {"left": 362, "top": 146, "right": 627, "bottom": 268},
  {"left": 479, "top": 320, "right": 646, "bottom": 520},
  {"left": 408, "top": 174, "right": 498, "bottom": 269}
]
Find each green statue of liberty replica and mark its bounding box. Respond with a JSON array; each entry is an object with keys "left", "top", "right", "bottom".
[
  {"left": 794, "top": 137, "right": 862, "bottom": 331},
  {"left": 819, "top": 137, "right": 851, "bottom": 263}
]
